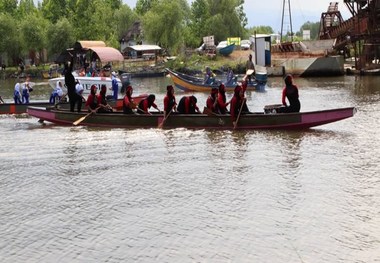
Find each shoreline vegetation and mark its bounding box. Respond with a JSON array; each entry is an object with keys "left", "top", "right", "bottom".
[{"left": 0, "top": 50, "right": 253, "bottom": 80}]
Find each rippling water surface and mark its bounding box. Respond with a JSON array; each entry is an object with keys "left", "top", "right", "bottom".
[{"left": 0, "top": 75, "right": 379, "bottom": 262}]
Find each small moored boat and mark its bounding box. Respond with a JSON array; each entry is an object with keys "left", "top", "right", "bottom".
[
  {"left": 218, "top": 43, "right": 235, "bottom": 56},
  {"left": 166, "top": 68, "right": 266, "bottom": 92},
  {"left": 27, "top": 106, "right": 356, "bottom": 130}
]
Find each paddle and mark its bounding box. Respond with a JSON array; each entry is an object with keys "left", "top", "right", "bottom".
[
  {"left": 73, "top": 107, "right": 99, "bottom": 126},
  {"left": 203, "top": 106, "right": 217, "bottom": 116},
  {"left": 158, "top": 108, "right": 173, "bottom": 128},
  {"left": 137, "top": 106, "right": 151, "bottom": 115},
  {"left": 243, "top": 69, "right": 255, "bottom": 82},
  {"left": 54, "top": 93, "right": 67, "bottom": 107},
  {"left": 246, "top": 69, "right": 254, "bottom": 75},
  {"left": 233, "top": 98, "right": 246, "bottom": 130}
]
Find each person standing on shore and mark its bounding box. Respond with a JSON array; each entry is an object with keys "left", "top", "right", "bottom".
[{"left": 246, "top": 54, "right": 255, "bottom": 83}]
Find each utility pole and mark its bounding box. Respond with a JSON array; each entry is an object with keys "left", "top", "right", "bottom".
[{"left": 280, "top": 0, "right": 294, "bottom": 42}]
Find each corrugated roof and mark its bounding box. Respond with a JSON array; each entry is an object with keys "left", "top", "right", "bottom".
[
  {"left": 90, "top": 47, "right": 124, "bottom": 62},
  {"left": 75, "top": 41, "right": 107, "bottom": 49}
]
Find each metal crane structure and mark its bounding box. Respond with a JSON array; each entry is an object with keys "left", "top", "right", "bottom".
[
  {"left": 280, "top": 0, "right": 294, "bottom": 42},
  {"left": 319, "top": 0, "right": 380, "bottom": 72}
]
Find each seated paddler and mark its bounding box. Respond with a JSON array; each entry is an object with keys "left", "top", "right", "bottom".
[
  {"left": 206, "top": 87, "right": 219, "bottom": 113},
  {"left": 137, "top": 94, "right": 160, "bottom": 115},
  {"left": 123, "top": 85, "right": 136, "bottom": 114},
  {"left": 97, "top": 84, "right": 113, "bottom": 113},
  {"left": 277, "top": 74, "right": 301, "bottom": 113},
  {"left": 230, "top": 85, "right": 248, "bottom": 127},
  {"left": 163, "top": 85, "right": 177, "bottom": 116},
  {"left": 177, "top": 95, "right": 201, "bottom": 114},
  {"left": 85, "top": 85, "right": 99, "bottom": 112}
]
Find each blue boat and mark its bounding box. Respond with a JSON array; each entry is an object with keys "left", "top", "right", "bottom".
[{"left": 218, "top": 43, "right": 235, "bottom": 56}]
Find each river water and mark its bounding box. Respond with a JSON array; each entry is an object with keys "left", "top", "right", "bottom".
[{"left": 0, "top": 75, "right": 379, "bottom": 263}]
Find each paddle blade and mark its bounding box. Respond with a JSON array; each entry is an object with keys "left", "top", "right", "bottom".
[
  {"left": 73, "top": 116, "right": 86, "bottom": 126},
  {"left": 246, "top": 69, "right": 254, "bottom": 75}
]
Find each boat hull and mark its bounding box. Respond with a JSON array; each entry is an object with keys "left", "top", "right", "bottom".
[
  {"left": 27, "top": 106, "right": 356, "bottom": 130},
  {"left": 218, "top": 44, "right": 235, "bottom": 56},
  {"left": 272, "top": 55, "right": 345, "bottom": 77},
  {"left": 166, "top": 68, "right": 266, "bottom": 92}
]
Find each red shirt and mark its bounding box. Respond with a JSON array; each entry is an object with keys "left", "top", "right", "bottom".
[
  {"left": 140, "top": 99, "right": 157, "bottom": 112},
  {"left": 206, "top": 95, "right": 217, "bottom": 112},
  {"left": 164, "top": 95, "right": 176, "bottom": 112},
  {"left": 85, "top": 93, "right": 98, "bottom": 110}
]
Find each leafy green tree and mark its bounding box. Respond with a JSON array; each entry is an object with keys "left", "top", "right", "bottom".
[
  {"left": 105, "top": 0, "right": 122, "bottom": 10},
  {"left": 41, "top": 0, "right": 68, "bottom": 23},
  {"left": 0, "top": 0, "right": 18, "bottom": 15},
  {"left": 70, "top": 0, "right": 114, "bottom": 40},
  {"left": 142, "top": 0, "right": 190, "bottom": 53},
  {"left": 135, "top": 0, "right": 158, "bottom": 16},
  {"left": 19, "top": 14, "right": 48, "bottom": 63},
  {"left": 0, "top": 13, "right": 21, "bottom": 64},
  {"left": 17, "top": 0, "right": 38, "bottom": 19},
  {"left": 114, "top": 5, "right": 138, "bottom": 41},
  {"left": 189, "top": 0, "right": 247, "bottom": 45},
  {"left": 300, "top": 21, "right": 320, "bottom": 40},
  {"left": 248, "top": 26, "right": 274, "bottom": 35},
  {"left": 46, "top": 17, "right": 76, "bottom": 60}
]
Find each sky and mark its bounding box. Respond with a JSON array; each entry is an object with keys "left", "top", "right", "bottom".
[{"left": 121, "top": 0, "right": 352, "bottom": 33}]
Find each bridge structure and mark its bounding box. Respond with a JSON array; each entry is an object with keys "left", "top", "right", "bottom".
[{"left": 319, "top": 0, "right": 380, "bottom": 71}]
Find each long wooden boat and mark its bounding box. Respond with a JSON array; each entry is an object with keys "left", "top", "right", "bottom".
[
  {"left": 166, "top": 68, "right": 266, "bottom": 92},
  {"left": 218, "top": 43, "right": 235, "bottom": 56},
  {"left": 0, "top": 94, "right": 148, "bottom": 115},
  {"left": 27, "top": 106, "right": 356, "bottom": 130}
]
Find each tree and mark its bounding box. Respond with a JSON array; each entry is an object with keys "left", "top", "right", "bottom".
[
  {"left": 19, "top": 14, "right": 48, "bottom": 64},
  {"left": 247, "top": 26, "right": 274, "bottom": 35},
  {"left": 17, "top": 0, "right": 38, "bottom": 19},
  {"left": 41, "top": 0, "right": 68, "bottom": 23},
  {"left": 0, "top": 13, "right": 21, "bottom": 64},
  {"left": 46, "top": 18, "right": 76, "bottom": 60},
  {"left": 135, "top": 0, "right": 158, "bottom": 16},
  {"left": 0, "top": 0, "right": 18, "bottom": 15},
  {"left": 70, "top": 0, "right": 115, "bottom": 40},
  {"left": 114, "top": 5, "right": 138, "bottom": 41},
  {"left": 142, "top": 0, "right": 190, "bottom": 53},
  {"left": 300, "top": 21, "right": 320, "bottom": 40},
  {"left": 188, "top": 0, "right": 247, "bottom": 45},
  {"left": 105, "top": 0, "right": 122, "bottom": 10}
]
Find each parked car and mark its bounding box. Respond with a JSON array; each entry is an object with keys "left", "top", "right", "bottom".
[{"left": 241, "top": 40, "right": 251, "bottom": 50}]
